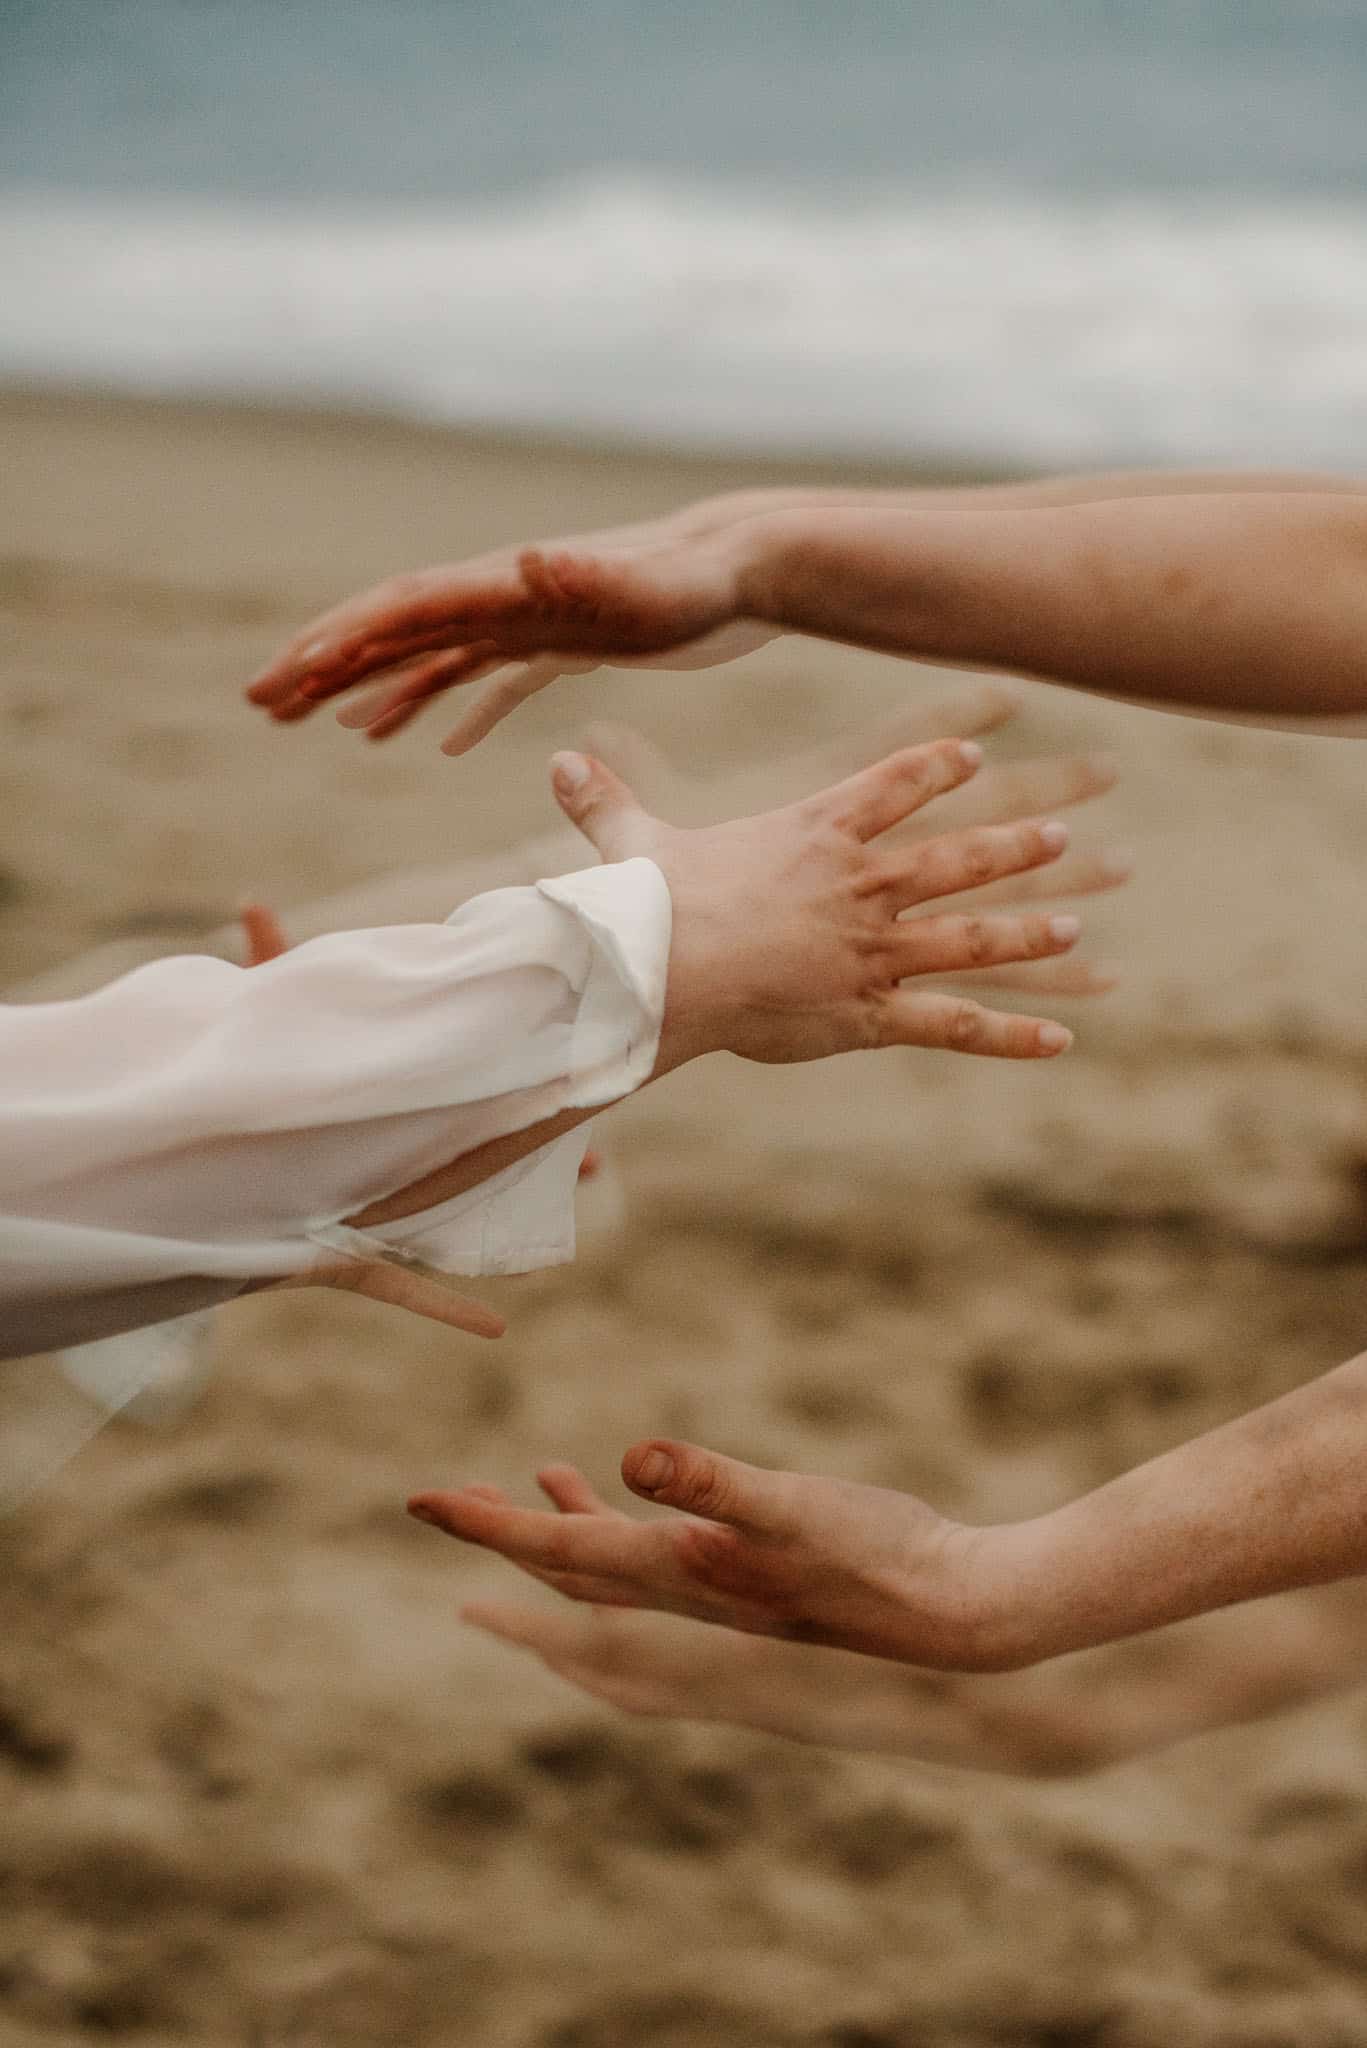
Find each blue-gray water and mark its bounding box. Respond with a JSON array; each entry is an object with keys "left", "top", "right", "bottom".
[{"left": 2, "top": 1, "right": 1365, "bottom": 465}]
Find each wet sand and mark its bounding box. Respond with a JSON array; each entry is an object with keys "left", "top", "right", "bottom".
[{"left": 6, "top": 388, "right": 1367, "bottom": 2045}]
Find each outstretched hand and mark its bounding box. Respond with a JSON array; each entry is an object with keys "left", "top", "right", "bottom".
[
  {"left": 542, "top": 736, "right": 1083, "bottom": 1070},
  {"left": 245, "top": 515, "right": 766, "bottom": 754},
  {"left": 587, "top": 703, "right": 1128, "bottom": 1002},
  {"left": 408, "top": 1443, "right": 1010, "bottom": 1670}
]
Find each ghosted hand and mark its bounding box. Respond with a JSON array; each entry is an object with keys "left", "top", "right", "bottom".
[{"left": 408, "top": 1443, "right": 1011, "bottom": 1670}]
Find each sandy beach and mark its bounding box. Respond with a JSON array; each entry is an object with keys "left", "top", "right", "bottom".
[{"left": 7, "top": 386, "right": 1367, "bottom": 2045}]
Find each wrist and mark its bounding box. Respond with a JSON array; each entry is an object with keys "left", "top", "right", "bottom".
[
  {"left": 673, "top": 487, "right": 810, "bottom": 542},
  {"left": 650, "top": 909, "right": 740, "bottom": 1076},
  {"left": 913, "top": 1516, "right": 1073, "bottom": 1673},
  {"left": 729, "top": 508, "right": 809, "bottom": 629}
]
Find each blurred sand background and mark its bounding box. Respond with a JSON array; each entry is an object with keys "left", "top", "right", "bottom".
[{"left": 7, "top": 389, "right": 1367, "bottom": 2044}]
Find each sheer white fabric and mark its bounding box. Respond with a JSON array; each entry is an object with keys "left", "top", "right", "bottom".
[{"left": 0, "top": 856, "right": 671, "bottom": 1368}]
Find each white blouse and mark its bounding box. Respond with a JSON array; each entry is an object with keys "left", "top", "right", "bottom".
[{"left": 1, "top": 855, "right": 671, "bottom": 1383}]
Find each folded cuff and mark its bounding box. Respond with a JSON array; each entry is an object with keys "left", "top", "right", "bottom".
[{"left": 310, "top": 855, "right": 672, "bottom": 1279}]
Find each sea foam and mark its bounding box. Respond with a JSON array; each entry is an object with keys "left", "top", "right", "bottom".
[{"left": 3, "top": 178, "right": 1365, "bottom": 467}]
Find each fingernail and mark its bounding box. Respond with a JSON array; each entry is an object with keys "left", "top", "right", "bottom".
[
  {"left": 1048, "top": 915, "right": 1081, "bottom": 944},
  {"left": 1103, "top": 847, "right": 1135, "bottom": 879},
  {"left": 1038, "top": 1022, "right": 1073, "bottom": 1054},
  {"left": 1040, "top": 821, "right": 1069, "bottom": 853},
  {"left": 632, "top": 1448, "right": 675, "bottom": 1493},
  {"left": 551, "top": 750, "right": 591, "bottom": 793},
  {"left": 957, "top": 740, "right": 984, "bottom": 770},
  {"left": 408, "top": 1502, "right": 440, "bottom": 1527}
]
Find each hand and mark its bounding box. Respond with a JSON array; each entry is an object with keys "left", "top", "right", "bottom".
[
  {"left": 408, "top": 1443, "right": 1013, "bottom": 1669},
  {"left": 458, "top": 1599, "right": 1051, "bottom": 1768},
  {"left": 235, "top": 902, "right": 509, "bottom": 1340},
  {"left": 587, "top": 704, "right": 1128, "bottom": 1003},
  {"left": 245, "top": 520, "right": 760, "bottom": 755},
  {"left": 463, "top": 1577, "right": 1367, "bottom": 1775},
  {"left": 549, "top": 736, "right": 1083, "bottom": 1070},
  {"left": 461, "top": 1598, "right": 880, "bottom": 1739},
  {"left": 344, "top": 734, "right": 1083, "bottom": 1234}
]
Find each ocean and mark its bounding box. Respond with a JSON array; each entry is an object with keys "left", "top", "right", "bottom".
[{"left": 2, "top": 0, "right": 1365, "bottom": 468}]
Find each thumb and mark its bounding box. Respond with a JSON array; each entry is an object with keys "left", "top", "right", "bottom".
[
  {"left": 581, "top": 721, "right": 674, "bottom": 794},
  {"left": 621, "top": 1439, "right": 789, "bottom": 1533},
  {"left": 549, "top": 751, "right": 650, "bottom": 862}
]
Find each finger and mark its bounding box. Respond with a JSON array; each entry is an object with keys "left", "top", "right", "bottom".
[
  {"left": 239, "top": 901, "right": 289, "bottom": 966},
  {"left": 912, "top": 751, "right": 1118, "bottom": 835},
  {"left": 817, "top": 739, "right": 983, "bottom": 843},
  {"left": 580, "top": 721, "right": 681, "bottom": 808},
  {"left": 440, "top": 656, "right": 569, "bottom": 757},
  {"left": 335, "top": 643, "right": 505, "bottom": 736},
  {"left": 521, "top": 546, "right": 605, "bottom": 613},
  {"left": 462, "top": 1602, "right": 672, "bottom": 1715},
  {"left": 888, "top": 991, "right": 1072, "bottom": 1060},
  {"left": 407, "top": 1490, "right": 646, "bottom": 1574},
  {"left": 334, "top": 681, "right": 397, "bottom": 729},
  {"left": 547, "top": 752, "right": 651, "bottom": 863},
  {"left": 741, "top": 685, "right": 1022, "bottom": 808},
  {"left": 887, "top": 817, "right": 1068, "bottom": 910},
  {"left": 830, "top": 681, "right": 1021, "bottom": 765},
  {"left": 621, "top": 1439, "right": 792, "bottom": 1534},
  {"left": 947, "top": 957, "right": 1120, "bottom": 997},
  {"left": 263, "top": 617, "right": 469, "bottom": 716},
  {"left": 249, "top": 557, "right": 551, "bottom": 714},
  {"left": 577, "top": 1147, "right": 603, "bottom": 1181},
  {"left": 320, "top": 1260, "right": 506, "bottom": 1337},
  {"left": 933, "top": 844, "right": 1133, "bottom": 910},
  {"left": 461, "top": 1600, "right": 599, "bottom": 1660},
  {"left": 537, "top": 1465, "right": 619, "bottom": 1518},
  {"left": 646, "top": 687, "right": 1025, "bottom": 831},
  {"left": 891, "top": 910, "right": 1080, "bottom": 982}
]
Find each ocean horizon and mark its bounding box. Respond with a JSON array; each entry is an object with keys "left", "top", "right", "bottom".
[{"left": 3, "top": 2, "right": 1365, "bottom": 468}]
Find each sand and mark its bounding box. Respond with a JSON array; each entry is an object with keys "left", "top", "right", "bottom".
[{"left": 6, "top": 388, "right": 1367, "bottom": 2045}]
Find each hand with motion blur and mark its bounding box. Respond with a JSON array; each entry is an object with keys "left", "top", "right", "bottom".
[{"left": 246, "top": 469, "right": 1367, "bottom": 748}]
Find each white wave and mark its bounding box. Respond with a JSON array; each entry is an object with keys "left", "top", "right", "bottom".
[{"left": 2, "top": 178, "right": 1366, "bottom": 466}]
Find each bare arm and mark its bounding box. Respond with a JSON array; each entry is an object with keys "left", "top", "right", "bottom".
[
  {"left": 988, "top": 1346, "right": 1367, "bottom": 1666},
  {"left": 463, "top": 1574, "right": 1367, "bottom": 1776},
  {"left": 247, "top": 469, "right": 1367, "bottom": 749},
  {"left": 672, "top": 466, "right": 1367, "bottom": 535},
  {"left": 738, "top": 492, "right": 1367, "bottom": 727},
  {"left": 410, "top": 1345, "right": 1367, "bottom": 1675}
]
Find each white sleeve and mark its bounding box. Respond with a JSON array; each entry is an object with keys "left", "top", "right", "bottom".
[{"left": 0, "top": 856, "right": 671, "bottom": 1361}]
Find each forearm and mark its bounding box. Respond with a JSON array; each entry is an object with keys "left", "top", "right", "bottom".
[
  {"left": 674, "top": 467, "right": 1366, "bottom": 539},
  {"left": 1, "top": 863, "right": 672, "bottom": 1355},
  {"left": 865, "top": 1582, "right": 1367, "bottom": 1775},
  {"left": 984, "top": 1349, "right": 1367, "bottom": 1669},
  {"left": 736, "top": 493, "right": 1367, "bottom": 723},
  {"left": 347, "top": 993, "right": 699, "bottom": 1229}
]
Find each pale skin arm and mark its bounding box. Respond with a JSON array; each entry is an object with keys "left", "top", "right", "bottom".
[
  {"left": 664, "top": 465, "right": 1367, "bottom": 537},
  {"left": 462, "top": 1571, "right": 1367, "bottom": 1777},
  {"left": 245, "top": 468, "right": 1367, "bottom": 748},
  {"left": 737, "top": 493, "right": 1367, "bottom": 726},
  {"left": 407, "top": 1345, "right": 1367, "bottom": 1675}
]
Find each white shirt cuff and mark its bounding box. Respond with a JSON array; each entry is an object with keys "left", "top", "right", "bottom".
[{"left": 309, "top": 854, "right": 671, "bottom": 1278}]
